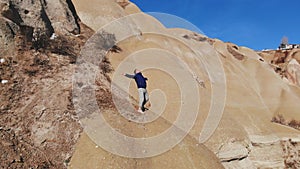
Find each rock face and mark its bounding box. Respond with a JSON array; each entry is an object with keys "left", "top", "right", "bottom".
[
  {"left": 0, "top": 17, "right": 16, "bottom": 54},
  {"left": 0, "top": 0, "right": 94, "bottom": 168},
  {"left": 218, "top": 142, "right": 249, "bottom": 162},
  {"left": 0, "top": 0, "right": 80, "bottom": 35},
  {"left": 71, "top": 0, "right": 141, "bottom": 31},
  {"left": 0, "top": 0, "right": 80, "bottom": 51},
  {"left": 41, "top": 0, "right": 80, "bottom": 34},
  {"left": 258, "top": 49, "right": 300, "bottom": 87},
  {"left": 286, "top": 59, "right": 300, "bottom": 86}
]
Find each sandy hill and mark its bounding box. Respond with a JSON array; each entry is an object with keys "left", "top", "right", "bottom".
[
  {"left": 69, "top": 0, "right": 300, "bottom": 169},
  {"left": 0, "top": 0, "right": 299, "bottom": 169}
]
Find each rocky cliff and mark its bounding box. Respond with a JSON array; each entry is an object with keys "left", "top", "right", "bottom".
[
  {"left": 0, "top": 0, "right": 93, "bottom": 168},
  {"left": 259, "top": 49, "right": 300, "bottom": 87},
  {"left": 0, "top": 0, "right": 81, "bottom": 53}
]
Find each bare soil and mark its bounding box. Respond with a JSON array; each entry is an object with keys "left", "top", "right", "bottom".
[{"left": 0, "top": 23, "right": 94, "bottom": 169}]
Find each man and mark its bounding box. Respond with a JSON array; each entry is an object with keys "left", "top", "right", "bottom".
[{"left": 123, "top": 69, "right": 149, "bottom": 113}]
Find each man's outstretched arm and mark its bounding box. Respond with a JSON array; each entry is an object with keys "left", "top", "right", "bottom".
[{"left": 123, "top": 73, "right": 135, "bottom": 79}]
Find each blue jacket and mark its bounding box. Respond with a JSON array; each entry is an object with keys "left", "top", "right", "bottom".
[{"left": 126, "top": 72, "right": 148, "bottom": 89}]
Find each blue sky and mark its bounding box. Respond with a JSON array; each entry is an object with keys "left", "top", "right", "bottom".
[{"left": 130, "top": 0, "right": 300, "bottom": 50}]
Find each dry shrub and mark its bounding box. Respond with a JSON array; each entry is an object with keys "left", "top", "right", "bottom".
[
  {"left": 100, "top": 56, "right": 113, "bottom": 74},
  {"left": 109, "top": 45, "right": 122, "bottom": 53},
  {"left": 47, "top": 35, "right": 79, "bottom": 63},
  {"left": 288, "top": 120, "right": 300, "bottom": 130},
  {"left": 272, "top": 114, "right": 300, "bottom": 130},
  {"left": 31, "top": 30, "right": 79, "bottom": 63},
  {"left": 271, "top": 114, "right": 286, "bottom": 124}
]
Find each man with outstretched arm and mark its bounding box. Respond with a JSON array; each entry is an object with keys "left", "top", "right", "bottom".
[{"left": 123, "top": 69, "right": 149, "bottom": 114}]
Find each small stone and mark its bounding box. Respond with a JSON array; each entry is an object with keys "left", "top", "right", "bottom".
[
  {"left": 1, "top": 80, "right": 8, "bottom": 84},
  {"left": 15, "top": 155, "right": 22, "bottom": 162},
  {"left": 0, "top": 58, "right": 5, "bottom": 63}
]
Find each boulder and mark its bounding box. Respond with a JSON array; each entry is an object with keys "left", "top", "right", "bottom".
[
  {"left": 42, "top": 0, "right": 80, "bottom": 34},
  {"left": 0, "top": 0, "right": 80, "bottom": 40},
  {"left": 0, "top": 17, "right": 16, "bottom": 52},
  {"left": 286, "top": 59, "right": 300, "bottom": 86},
  {"left": 218, "top": 143, "right": 249, "bottom": 162}
]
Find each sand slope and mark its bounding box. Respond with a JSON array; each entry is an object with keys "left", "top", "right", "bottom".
[{"left": 69, "top": 0, "right": 300, "bottom": 168}]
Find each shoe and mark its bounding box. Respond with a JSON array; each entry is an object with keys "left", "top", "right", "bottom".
[
  {"left": 138, "top": 109, "right": 144, "bottom": 114},
  {"left": 142, "top": 107, "right": 149, "bottom": 111}
]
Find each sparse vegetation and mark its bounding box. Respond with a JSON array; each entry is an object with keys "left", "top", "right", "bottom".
[
  {"left": 31, "top": 32, "right": 79, "bottom": 63},
  {"left": 117, "top": 0, "right": 130, "bottom": 8},
  {"left": 271, "top": 114, "right": 286, "bottom": 124},
  {"left": 24, "top": 68, "right": 38, "bottom": 76},
  {"left": 271, "top": 114, "right": 300, "bottom": 130},
  {"left": 100, "top": 56, "right": 113, "bottom": 74},
  {"left": 48, "top": 35, "right": 77, "bottom": 57},
  {"left": 182, "top": 34, "right": 207, "bottom": 42},
  {"left": 288, "top": 119, "right": 300, "bottom": 130},
  {"left": 109, "top": 45, "right": 122, "bottom": 53},
  {"left": 32, "top": 28, "right": 49, "bottom": 50},
  {"left": 281, "top": 139, "right": 300, "bottom": 168}
]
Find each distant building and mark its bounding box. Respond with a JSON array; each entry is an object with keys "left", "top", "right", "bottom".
[
  {"left": 278, "top": 36, "right": 300, "bottom": 50},
  {"left": 278, "top": 43, "right": 300, "bottom": 50}
]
